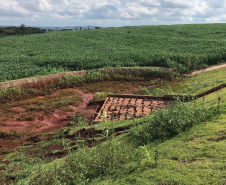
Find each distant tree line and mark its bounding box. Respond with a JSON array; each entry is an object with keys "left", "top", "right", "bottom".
[{"left": 0, "top": 24, "right": 46, "bottom": 36}]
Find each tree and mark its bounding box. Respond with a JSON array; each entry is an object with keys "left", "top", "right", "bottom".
[{"left": 19, "top": 23, "right": 25, "bottom": 36}]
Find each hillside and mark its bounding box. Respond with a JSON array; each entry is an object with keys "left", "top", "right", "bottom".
[
  {"left": 1, "top": 23, "right": 226, "bottom": 82},
  {"left": 0, "top": 66, "right": 226, "bottom": 184}
]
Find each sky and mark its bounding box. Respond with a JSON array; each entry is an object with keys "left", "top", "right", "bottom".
[{"left": 0, "top": 0, "right": 226, "bottom": 27}]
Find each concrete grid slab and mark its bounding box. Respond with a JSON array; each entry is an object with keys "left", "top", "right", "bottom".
[{"left": 93, "top": 95, "right": 172, "bottom": 122}]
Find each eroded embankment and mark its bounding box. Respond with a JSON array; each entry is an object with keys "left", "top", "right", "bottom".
[
  {"left": 0, "top": 67, "right": 173, "bottom": 90},
  {"left": 0, "top": 70, "right": 87, "bottom": 90},
  {"left": 0, "top": 88, "right": 99, "bottom": 133},
  {"left": 1, "top": 63, "right": 226, "bottom": 91}
]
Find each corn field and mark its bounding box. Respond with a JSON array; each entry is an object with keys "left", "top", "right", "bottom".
[{"left": 1, "top": 23, "right": 226, "bottom": 82}]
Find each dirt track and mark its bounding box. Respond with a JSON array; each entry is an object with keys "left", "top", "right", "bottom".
[{"left": 183, "top": 63, "right": 226, "bottom": 77}]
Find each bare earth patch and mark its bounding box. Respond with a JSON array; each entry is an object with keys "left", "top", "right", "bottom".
[{"left": 0, "top": 88, "right": 98, "bottom": 133}]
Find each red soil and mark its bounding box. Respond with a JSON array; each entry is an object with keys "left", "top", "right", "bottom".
[
  {"left": 11, "top": 107, "right": 26, "bottom": 112},
  {"left": 0, "top": 88, "right": 98, "bottom": 133},
  {"left": 0, "top": 88, "right": 101, "bottom": 176}
]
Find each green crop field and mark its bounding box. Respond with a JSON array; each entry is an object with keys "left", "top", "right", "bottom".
[{"left": 1, "top": 23, "right": 226, "bottom": 82}]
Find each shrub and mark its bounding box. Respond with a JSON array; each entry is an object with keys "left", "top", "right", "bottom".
[{"left": 129, "top": 99, "right": 221, "bottom": 145}]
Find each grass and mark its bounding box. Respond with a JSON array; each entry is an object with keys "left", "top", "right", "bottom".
[
  {"left": 92, "top": 91, "right": 113, "bottom": 102},
  {"left": 136, "top": 67, "right": 226, "bottom": 97},
  {"left": 129, "top": 99, "right": 221, "bottom": 146},
  {"left": 179, "top": 67, "right": 226, "bottom": 95},
  {"left": 94, "top": 114, "right": 226, "bottom": 185},
  {"left": 197, "top": 87, "right": 226, "bottom": 106}
]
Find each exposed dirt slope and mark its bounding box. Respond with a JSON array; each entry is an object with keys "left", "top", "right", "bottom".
[
  {"left": 0, "top": 70, "right": 87, "bottom": 90},
  {"left": 0, "top": 88, "right": 98, "bottom": 133},
  {"left": 0, "top": 67, "right": 170, "bottom": 90},
  {"left": 1, "top": 64, "right": 225, "bottom": 90}
]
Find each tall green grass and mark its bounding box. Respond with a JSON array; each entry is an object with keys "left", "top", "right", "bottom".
[
  {"left": 129, "top": 99, "right": 222, "bottom": 146},
  {"left": 14, "top": 138, "right": 140, "bottom": 185}
]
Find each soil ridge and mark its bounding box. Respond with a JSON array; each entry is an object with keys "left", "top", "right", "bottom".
[{"left": 0, "top": 70, "right": 87, "bottom": 90}]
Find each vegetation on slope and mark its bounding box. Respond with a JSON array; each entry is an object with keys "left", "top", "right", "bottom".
[
  {"left": 1, "top": 23, "right": 226, "bottom": 81},
  {"left": 137, "top": 67, "right": 226, "bottom": 97},
  {"left": 5, "top": 98, "right": 224, "bottom": 184},
  {"left": 0, "top": 67, "right": 226, "bottom": 184}
]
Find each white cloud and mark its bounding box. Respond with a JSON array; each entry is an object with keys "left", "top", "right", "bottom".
[
  {"left": 194, "top": 1, "right": 209, "bottom": 15},
  {"left": 181, "top": 16, "right": 193, "bottom": 21},
  {"left": 181, "top": 9, "right": 196, "bottom": 16},
  {"left": 206, "top": 14, "right": 226, "bottom": 23},
  {"left": 38, "top": 0, "right": 52, "bottom": 12},
  {"left": 0, "top": 17, "right": 10, "bottom": 20},
  {"left": 207, "top": 17, "right": 221, "bottom": 22},
  {"left": 0, "top": 0, "right": 29, "bottom": 15},
  {"left": 0, "top": 0, "right": 226, "bottom": 27},
  {"left": 165, "top": 12, "right": 174, "bottom": 16},
  {"left": 119, "top": 9, "right": 132, "bottom": 19},
  {"left": 129, "top": 6, "right": 159, "bottom": 15},
  {"left": 0, "top": 0, "right": 10, "bottom": 10}
]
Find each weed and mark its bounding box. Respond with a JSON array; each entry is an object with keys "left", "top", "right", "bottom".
[
  {"left": 154, "top": 145, "right": 159, "bottom": 168},
  {"left": 139, "top": 146, "right": 152, "bottom": 166},
  {"left": 70, "top": 113, "right": 88, "bottom": 127},
  {"left": 28, "top": 138, "right": 136, "bottom": 184},
  {"left": 139, "top": 86, "right": 150, "bottom": 95},
  {"left": 152, "top": 88, "right": 164, "bottom": 96},
  {"left": 52, "top": 138, "right": 62, "bottom": 145},
  {"left": 17, "top": 112, "right": 36, "bottom": 121},
  {"left": 0, "top": 129, "right": 33, "bottom": 139},
  {"left": 93, "top": 91, "right": 113, "bottom": 102},
  {"left": 61, "top": 138, "right": 70, "bottom": 150},
  {"left": 150, "top": 80, "right": 155, "bottom": 85}
]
